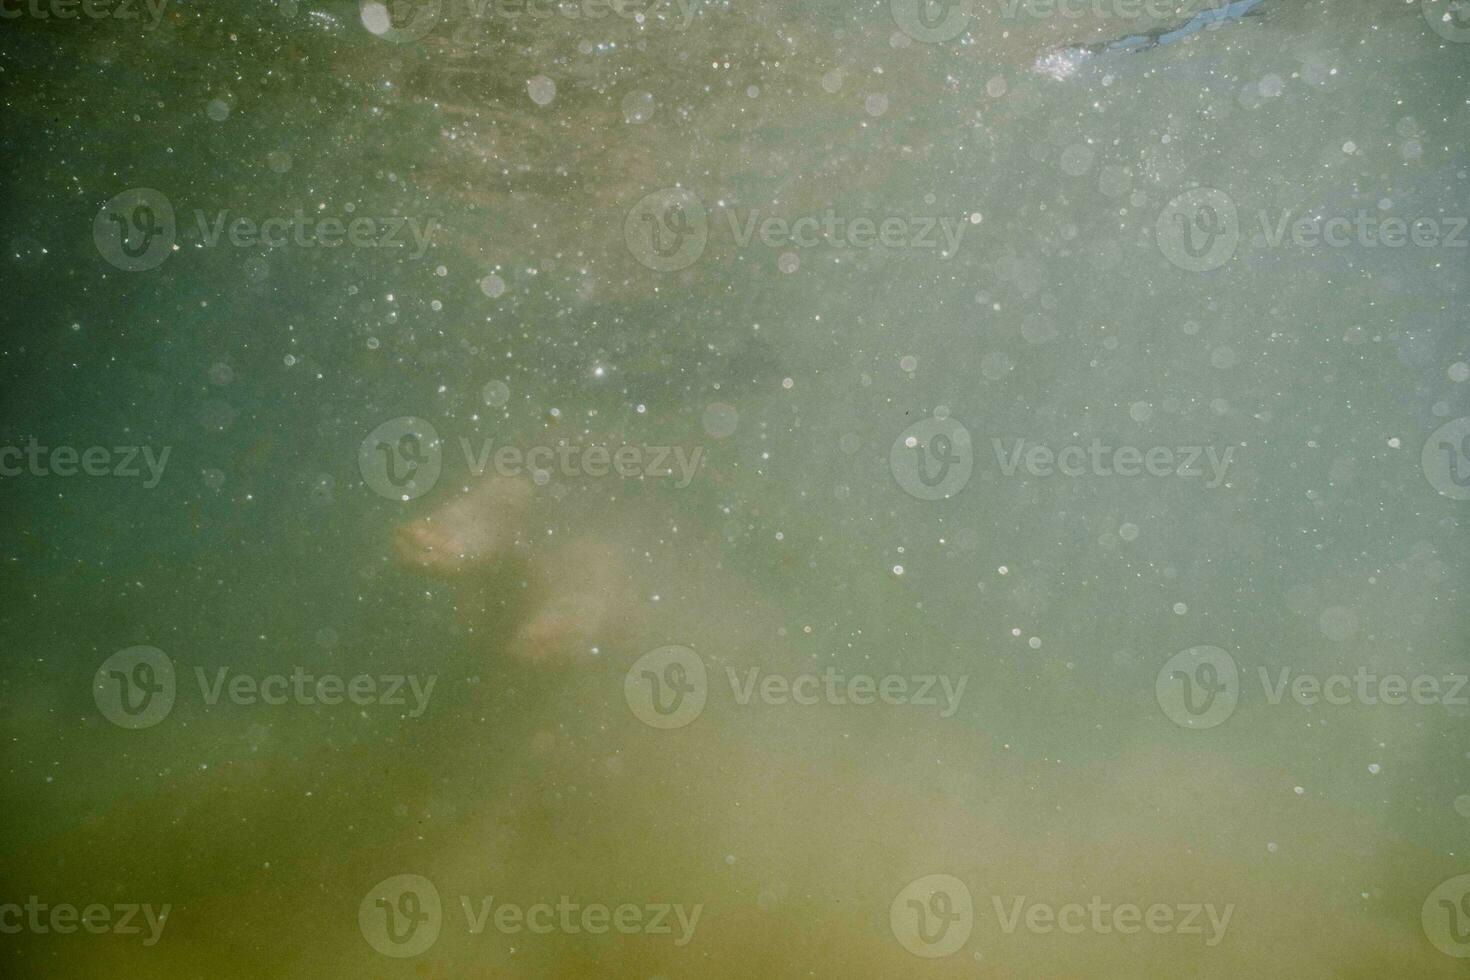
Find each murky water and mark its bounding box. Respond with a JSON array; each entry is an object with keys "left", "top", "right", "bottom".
[{"left": 3, "top": 0, "right": 1469, "bottom": 976}]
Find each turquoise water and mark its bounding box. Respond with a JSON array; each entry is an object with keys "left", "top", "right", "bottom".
[{"left": 2, "top": 1, "right": 1469, "bottom": 976}]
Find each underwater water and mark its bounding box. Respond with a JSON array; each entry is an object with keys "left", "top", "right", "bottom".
[{"left": 1, "top": 0, "right": 1469, "bottom": 975}]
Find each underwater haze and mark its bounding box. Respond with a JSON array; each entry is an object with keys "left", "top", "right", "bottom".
[{"left": 2, "top": 0, "right": 1470, "bottom": 976}]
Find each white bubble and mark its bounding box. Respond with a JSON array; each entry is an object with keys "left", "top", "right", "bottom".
[
  {"left": 360, "top": 1, "right": 391, "bottom": 34},
  {"left": 482, "top": 380, "right": 510, "bottom": 407},
  {"left": 1028, "top": 636, "right": 1041, "bottom": 649},
  {"left": 980, "top": 351, "right": 1013, "bottom": 380},
  {"left": 528, "top": 75, "right": 557, "bottom": 106},
  {"left": 865, "top": 94, "right": 889, "bottom": 117},
  {"left": 1129, "top": 401, "right": 1153, "bottom": 422},
  {"left": 622, "top": 90, "right": 655, "bottom": 124},
  {"left": 899, "top": 355, "right": 918, "bottom": 373},
  {"left": 892, "top": 565, "right": 904, "bottom": 576},
  {"left": 702, "top": 402, "right": 739, "bottom": 439},
  {"left": 1060, "top": 144, "right": 1094, "bottom": 176},
  {"left": 1118, "top": 523, "right": 1139, "bottom": 542},
  {"left": 1172, "top": 602, "right": 1187, "bottom": 615},
  {"left": 479, "top": 273, "right": 506, "bottom": 298},
  {"left": 1097, "top": 166, "right": 1131, "bottom": 198},
  {"left": 206, "top": 99, "right": 231, "bottom": 122},
  {"left": 1367, "top": 763, "right": 1381, "bottom": 775},
  {"left": 1449, "top": 361, "right": 1470, "bottom": 383},
  {"left": 985, "top": 76, "right": 1007, "bottom": 98},
  {"left": 821, "top": 70, "right": 843, "bottom": 93},
  {"left": 777, "top": 251, "right": 800, "bottom": 274}
]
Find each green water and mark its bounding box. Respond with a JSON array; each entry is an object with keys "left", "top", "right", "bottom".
[{"left": 2, "top": 0, "right": 1469, "bottom": 976}]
